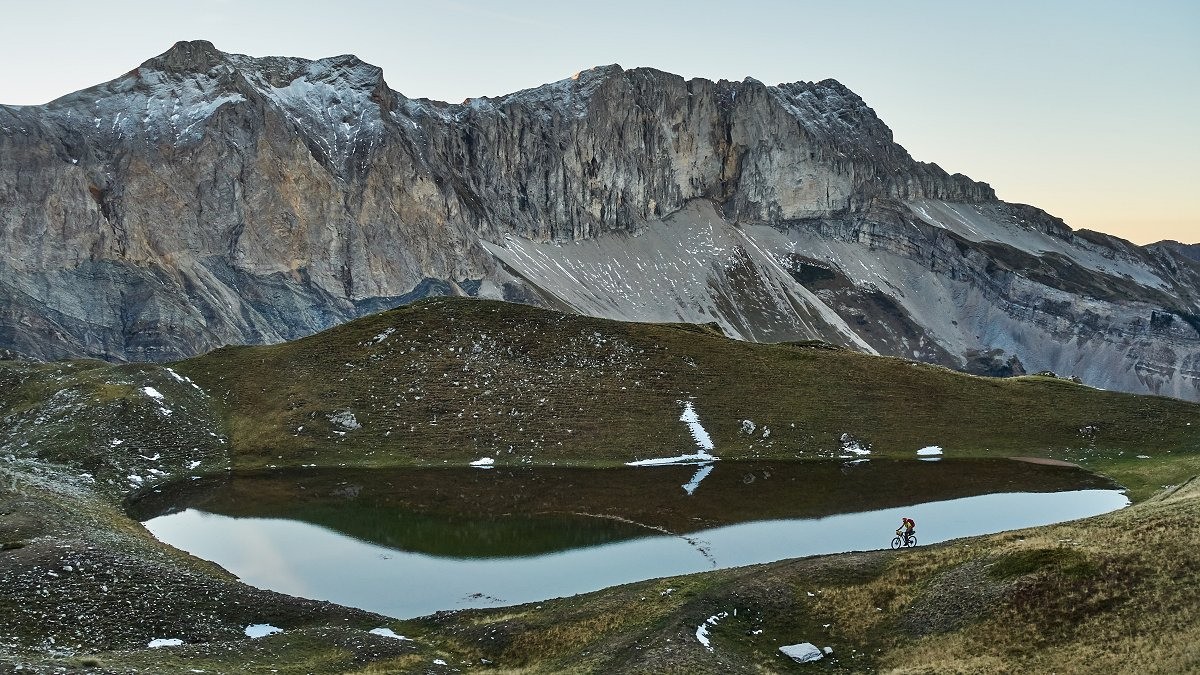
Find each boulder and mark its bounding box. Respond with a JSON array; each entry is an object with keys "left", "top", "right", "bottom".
[{"left": 779, "top": 642, "right": 824, "bottom": 663}]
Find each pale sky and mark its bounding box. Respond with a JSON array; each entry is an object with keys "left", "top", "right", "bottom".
[{"left": 2, "top": 0, "right": 1196, "bottom": 244}]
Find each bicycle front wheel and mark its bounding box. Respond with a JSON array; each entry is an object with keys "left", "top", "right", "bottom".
[{"left": 890, "top": 536, "right": 903, "bottom": 550}]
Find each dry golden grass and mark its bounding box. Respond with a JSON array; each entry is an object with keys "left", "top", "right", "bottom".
[
  {"left": 876, "top": 479, "right": 1200, "bottom": 674},
  {"left": 507, "top": 611, "right": 635, "bottom": 662}
]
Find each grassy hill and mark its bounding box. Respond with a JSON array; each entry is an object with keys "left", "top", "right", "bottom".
[
  {"left": 172, "top": 296, "right": 1200, "bottom": 498},
  {"left": 7, "top": 295, "right": 1193, "bottom": 501}
]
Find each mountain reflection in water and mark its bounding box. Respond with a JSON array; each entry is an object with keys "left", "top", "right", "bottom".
[{"left": 137, "top": 459, "right": 1127, "bottom": 618}]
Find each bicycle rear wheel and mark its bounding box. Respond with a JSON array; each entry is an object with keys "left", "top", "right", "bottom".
[{"left": 906, "top": 535, "right": 917, "bottom": 547}]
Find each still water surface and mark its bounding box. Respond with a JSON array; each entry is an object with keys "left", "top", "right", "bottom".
[{"left": 137, "top": 459, "right": 1127, "bottom": 619}]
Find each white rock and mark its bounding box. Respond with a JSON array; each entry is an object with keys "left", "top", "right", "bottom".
[
  {"left": 328, "top": 410, "right": 361, "bottom": 431},
  {"left": 779, "top": 642, "right": 824, "bottom": 663}
]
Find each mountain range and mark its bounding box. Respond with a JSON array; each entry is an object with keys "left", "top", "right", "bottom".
[{"left": 1, "top": 40, "right": 1196, "bottom": 399}]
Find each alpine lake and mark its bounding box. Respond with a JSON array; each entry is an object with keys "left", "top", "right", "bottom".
[{"left": 129, "top": 458, "right": 1128, "bottom": 619}]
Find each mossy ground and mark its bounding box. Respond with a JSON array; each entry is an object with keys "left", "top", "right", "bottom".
[{"left": 1, "top": 297, "right": 1198, "bottom": 673}]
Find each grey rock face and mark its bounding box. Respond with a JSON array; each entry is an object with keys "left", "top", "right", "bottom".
[
  {"left": 0, "top": 42, "right": 510, "bottom": 360},
  {"left": 1152, "top": 241, "right": 1200, "bottom": 264},
  {"left": 1, "top": 41, "right": 1197, "bottom": 400}
]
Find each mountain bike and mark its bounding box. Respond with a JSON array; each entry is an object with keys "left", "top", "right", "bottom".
[{"left": 890, "top": 531, "right": 917, "bottom": 549}]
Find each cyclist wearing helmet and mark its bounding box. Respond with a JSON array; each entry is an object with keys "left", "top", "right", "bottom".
[{"left": 897, "top": 517, "right": 916, "bottom": 545}]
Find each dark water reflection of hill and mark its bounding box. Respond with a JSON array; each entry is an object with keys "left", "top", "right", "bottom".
[{"left": 131, "top": 459, "right": 1119, "bottom": 558}]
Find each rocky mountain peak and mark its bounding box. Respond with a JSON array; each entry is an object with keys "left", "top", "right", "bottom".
[
  {"left": 143, "top": 39, "right": 226, "bottom": 73},
  {"left": 1, "top": 45, "right": 1195, "bottom": 402},
  {"left": 812, "top": 77, "right": 857, "bottom": 96},
  {"left": 237, "top": 52, "right": 386, "bottom": 91},
  {"left": 571, "top": 63, "right": 625, "bottom": 83},
  {"left": 133, "top": 42, "right": 389, "bottom": 101}
]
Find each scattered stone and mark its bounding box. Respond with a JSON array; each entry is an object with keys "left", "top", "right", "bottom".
[{"left": 328, "top": 411, "right": 361, "bottom": 431}]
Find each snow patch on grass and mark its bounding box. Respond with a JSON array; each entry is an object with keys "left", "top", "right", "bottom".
[
  {"left": 695, "top": 611, "right": 730, "bottom": 652},
  {"left": 917, "top": 446, "right": 943, "bottom": 456},
  {"left": 369, "top": 627, "right": 413, "bottom": 640},
  {"left": 165, "top": 368, "right": 204, "bottom": 392},
  {"left": 627, "top": 453, "right": 715, "bottom": 466},
  {"left": 244, "top": 624, "right": 282, "bottom": 639},
  {"left": 148, "top": 638, "right": 183, "bottom": 648},
  {"left": 628, "top": 400, "right": 719, "bottom": 466},
  {"left": 680, "top": 400, "right": 715, "bottom": 451}
]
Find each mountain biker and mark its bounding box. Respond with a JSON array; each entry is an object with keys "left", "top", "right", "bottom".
[{"left": 896, "top": 517, "right": 916, "bottom": 545}]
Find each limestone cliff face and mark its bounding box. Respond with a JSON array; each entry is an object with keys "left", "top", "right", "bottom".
[
  {"left": 1, "top": 41, "right": 1197, "bottom": 400},
  {"left": 0, "top": 42, "right": 502, "bottom": 359},
  {"left": 415, "top": 66, "right": 992, "bottom": 242}
]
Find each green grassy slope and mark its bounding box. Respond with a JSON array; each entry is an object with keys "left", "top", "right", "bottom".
[{"left": 173, "top": 296, "right": 1200, "bottom": 498}]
